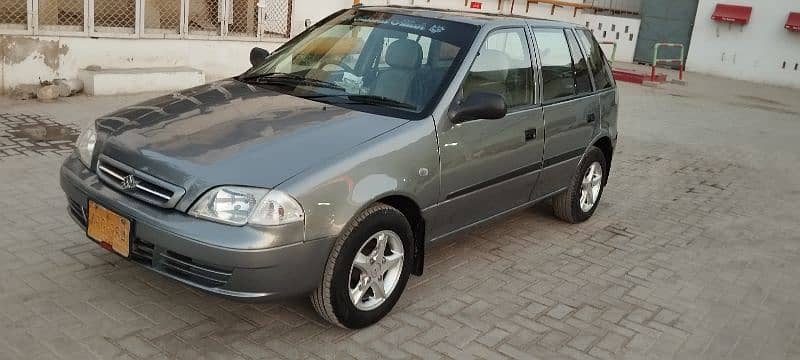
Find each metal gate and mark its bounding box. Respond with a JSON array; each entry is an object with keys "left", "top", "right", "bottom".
[{"left": 634, "top": 0, "right": 699, "bottom": 65}]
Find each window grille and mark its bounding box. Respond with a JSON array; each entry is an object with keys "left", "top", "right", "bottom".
[
  {"left": 38, "top": 0, "right": 86, "bottom": 32},
  {"left": 92, "top": 0, "right": 137, "bottom": 34},
  {"left": 261, "top": 0, "right": 290, "bottom": 38},
  {"left": 227, "top": 0, "right": 259, "bottom": 38},
  {"left": 0, "top": 0, "right": 28, "bottom": 31},
  {"left": 1, "top": 0, "right": 292, "bottom": 40},
  {"left": 187, "top": 0, "right": 222, "bottom": 36},
  {"left": 142, "top": 0, "right": 182, "bottom": 36}
]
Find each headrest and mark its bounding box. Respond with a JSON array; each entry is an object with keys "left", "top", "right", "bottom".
[{"left": 386, "top": 39, "right": 423, "bottom": 69}]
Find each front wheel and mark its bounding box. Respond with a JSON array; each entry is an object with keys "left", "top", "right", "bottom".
[
  {"left": 311, "top": 204, "right": 413, "bottom": 329},
  {"left": 552, "top": 146, "right": 608, "bottom": 223}
]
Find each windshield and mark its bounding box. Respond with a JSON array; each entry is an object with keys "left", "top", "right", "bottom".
[{"left": 239, "top": 9, "right": 479, "bottom": 119}]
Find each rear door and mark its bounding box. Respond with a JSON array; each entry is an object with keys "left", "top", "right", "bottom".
[
  {"left": 576, "top": 29, "right": 618, "bottom": 139},
  {"left": 531, "top": 27, "right": 599, "bottom": 198}
]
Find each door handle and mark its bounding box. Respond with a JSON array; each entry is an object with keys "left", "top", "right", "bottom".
[
  {"left": 525, "top": 128, "right": 537, "bottom": 142},
  {"left": 587, "top": 113, "right": 597, "bottom": 123}
]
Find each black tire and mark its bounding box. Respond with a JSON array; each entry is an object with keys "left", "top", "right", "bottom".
[
  {"left": 552, "top": 146, "right": 608, "bottom": 223},
  {"left": 311, "top": 203, "right": 413, "bottom": 329}
]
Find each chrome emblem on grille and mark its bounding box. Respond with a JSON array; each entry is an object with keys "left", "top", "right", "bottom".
[{"left": 120, "top": 175, "right": 140, "bottom": 191}]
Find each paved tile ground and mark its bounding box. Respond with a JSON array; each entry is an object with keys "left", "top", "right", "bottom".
[{"left": 1, "top": 73, "right": 799, "bottom": 360}]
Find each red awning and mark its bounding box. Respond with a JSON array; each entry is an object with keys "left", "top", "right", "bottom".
[
  {"left": 711, "top": 4, "right": 753, "bottom": 25},
  {"left": 787, "top": 12, "right": 800, "bottom": 32}
]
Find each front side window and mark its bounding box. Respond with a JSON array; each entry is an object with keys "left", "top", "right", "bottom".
[
  {"left": 461, "top": 28, "right": 533, "bottom": 109},
  {"left": 576, "top": 29, "right": 614, "bottom": 90},
  {"left": 533, "top": 28, "right": 576, "bottom": 101},
  {"left": 240, "top": 10, "right": 479, "bottom": 119}
]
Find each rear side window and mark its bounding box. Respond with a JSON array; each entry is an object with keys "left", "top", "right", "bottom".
[
  {"left": 565, "top": 30, "right": 593, "bottom": 95},
  {"left": 576, "top": 29, "right": 613, "bottom": 90},
  {"left": 533, "top": 28, "right": 576, "bottom": 101}
]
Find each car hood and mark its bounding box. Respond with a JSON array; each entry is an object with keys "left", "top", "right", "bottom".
[{"left": 97, "top": 79, "right": 408, "bottom": 197}]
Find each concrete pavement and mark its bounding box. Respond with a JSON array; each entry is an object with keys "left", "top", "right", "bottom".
[{"left": 1, "top": 73, "right": 799, "bottom": 359}]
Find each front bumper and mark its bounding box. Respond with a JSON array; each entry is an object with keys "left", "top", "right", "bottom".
[{"left": 60, "top": 154, "right": 334, "bottom": 300}]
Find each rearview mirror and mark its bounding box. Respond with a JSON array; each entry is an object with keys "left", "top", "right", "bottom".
[
  {"left": 449, "top": 92, "right": 507, "bottom": 124},
  {"left": 250, "top": 47, "right": 270, "bottom": 67}
]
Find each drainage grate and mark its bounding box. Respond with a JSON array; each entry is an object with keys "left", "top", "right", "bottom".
[{"left": 0, "top": 113, "right": 79, "bottom": 158}]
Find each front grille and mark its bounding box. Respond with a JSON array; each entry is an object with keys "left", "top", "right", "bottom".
[
  {"left": 68, "top": 199, "right": 88, "bottom": 227},
  {"left": 160, "top": 251, "right": 233, "bottom": 288},
  {"left": 131, "top": 239, "right": 155, "bottom": 263},
  {"left": 96, "top": 155, "right": 185, "bottom": 209},
  {"left": 131, "top": 238, "right": 233, "bottom": 288}
]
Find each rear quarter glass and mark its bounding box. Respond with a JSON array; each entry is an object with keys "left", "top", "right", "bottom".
[{"left": 576, "top": 29, "right": 614, "bottom": 90}]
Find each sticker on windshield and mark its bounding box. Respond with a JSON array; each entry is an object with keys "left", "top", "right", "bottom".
[
  {"left": 428, "top": 25, "right": 445, "bottom": 34},
  {"left": 354, "top": 16, "right": 447, "bottom": 35}
]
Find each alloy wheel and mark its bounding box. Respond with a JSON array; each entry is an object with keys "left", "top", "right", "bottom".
[
  {"left": 347, "top": 230, "right": 404, "bottom": 311},
  {"left": 579, "top": 161, "right": 603, "bottom": 212}
]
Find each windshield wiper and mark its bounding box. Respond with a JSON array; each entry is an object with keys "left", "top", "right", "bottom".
[
  {"left": 342, "top": 95, "right": 417, "bottom": 110},
  {"left": 241, "top": 74, "right": 415, "bottom": 110},
  {"left": 239, "top": 72, "right": 303, "bottom": 82},
  {"left": 296, "top": 93, "right": 417, "bottom": 110},
  {"left": 239, "top": 72, "right": 345, "bottom": 91}
]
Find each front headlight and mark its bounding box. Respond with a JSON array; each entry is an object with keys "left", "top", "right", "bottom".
[
  {"left": 189, "top": 186, "right": 305, "bottom": 226},
  {"left": 76, "top": 125, "right": 97, "bottom": 168}
]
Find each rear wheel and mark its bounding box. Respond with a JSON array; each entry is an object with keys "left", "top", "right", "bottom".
[
  {"left": 553, "top": 147, "right": 607, "bottom": 223},
  {"left": 311, "top": 204, "right": 413, "bottom": 329}
]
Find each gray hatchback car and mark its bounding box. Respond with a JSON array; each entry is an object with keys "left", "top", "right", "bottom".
[{"left": 61, "top": 5, "right": 618, "bottom": 328}]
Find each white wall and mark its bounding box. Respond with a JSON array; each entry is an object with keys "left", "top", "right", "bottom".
[
  {"left": 1, "top": 36, "right": 285, "bottom": 92},
  {"left": 584, "top": 15, "right": 640, "bottom": 63},
  {"left": 687, "top": 0, "right": 800, "bottom": 88}
]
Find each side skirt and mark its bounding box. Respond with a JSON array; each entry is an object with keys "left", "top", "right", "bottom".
[{"left": 425, "top": 187, "right": 568, "bottom": 245}]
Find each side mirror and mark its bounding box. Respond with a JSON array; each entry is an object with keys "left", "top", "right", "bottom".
[
  {"left": 250, "top": 47, "right": 270, "bottom": 67},
  {"left": 449, "top": 92, "right": 507, "bottom": 124}
]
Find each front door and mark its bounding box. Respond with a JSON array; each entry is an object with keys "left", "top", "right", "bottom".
[{"left": 432, "top": 27, "right": 545, "bottom": 239}]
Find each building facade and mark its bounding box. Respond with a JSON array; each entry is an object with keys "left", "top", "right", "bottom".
[
  {"left": 686, "top": 0, "right": 800, "bottom": 88},
  {"left": 2, "top": 0, "right": 795, "bottom": 93}
]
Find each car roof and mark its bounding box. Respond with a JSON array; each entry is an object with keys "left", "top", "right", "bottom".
[{"left": 357, "top": 5, "right": 583, "bottom": 29}]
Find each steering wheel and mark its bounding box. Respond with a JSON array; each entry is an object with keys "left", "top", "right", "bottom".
[{"left": 318, "top": 61, "right": 355, "bottom": 74}]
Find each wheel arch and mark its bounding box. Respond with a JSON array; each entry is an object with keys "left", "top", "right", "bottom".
[
  {"left": 591, "top": 136, "right": 614, "bottom": 184},
  {"left": 592, "top": 136, "right": 614, "bottom": 166},
  {"left": 374, "top": 194, "right": 425, "bottom": 276}
]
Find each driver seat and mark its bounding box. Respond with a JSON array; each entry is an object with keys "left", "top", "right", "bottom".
[{"left": 372, "top": 39, "right": 423, "bottom": 104}]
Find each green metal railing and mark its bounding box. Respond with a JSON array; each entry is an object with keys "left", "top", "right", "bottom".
[
  {"left": 599, "top": 41, "right": 618, "bottom": 64},
  {"left": 651, "top": 42, "right": 685, "bottom": 81}
]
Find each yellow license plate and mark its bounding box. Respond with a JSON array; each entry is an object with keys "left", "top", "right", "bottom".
[{"left": 87, "top": 201, "right": 131, "bottom": 257}]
